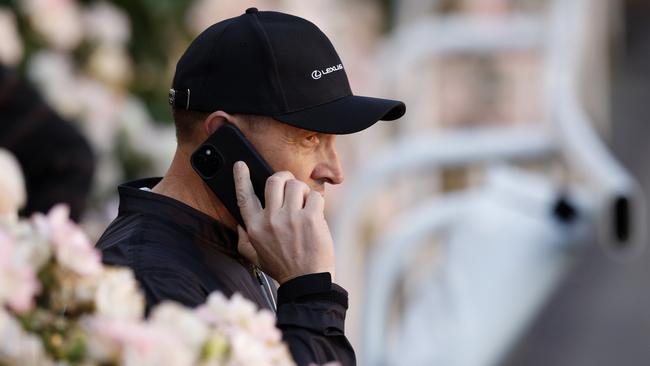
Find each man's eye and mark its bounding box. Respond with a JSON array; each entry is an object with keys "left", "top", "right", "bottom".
[{"left": 305, "top": 135, "right": 319, "bottom": 144}]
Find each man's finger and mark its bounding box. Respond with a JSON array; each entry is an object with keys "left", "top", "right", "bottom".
[
  {"left": 284, "top": 179, "right": 310, "bottom": 210},
  {"left": 304, "top": 190, "right": 325, "bottom": 215},
  {"left": 233, "top": 161, "right": 261, "bottom": 223},
  {"left": 264, "top": 171, "right": 295, "bottom": 211},
  {"left": 237, "top": 225, "right": 260, "bottom": 267}
]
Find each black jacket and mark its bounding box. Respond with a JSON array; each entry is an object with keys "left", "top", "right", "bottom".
[{"left": 95, "top": 178, "right": 355, "bottom": 365}]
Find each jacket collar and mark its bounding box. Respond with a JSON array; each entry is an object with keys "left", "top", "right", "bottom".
[{"left": 117, "top": 177, "right": 239, "bottom": 256}]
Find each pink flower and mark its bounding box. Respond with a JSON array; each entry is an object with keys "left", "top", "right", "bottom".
[
  {"left": 33, "top": 204, "right": 102, "bottom": 276},
  {"left": 196, "top": 292, "right": 295, "bottom": 365},
  {"left": 0, "top": 230, "right": 40, "bottom": 313},
  {"left": 82, "top": 317, "right": 195, "bottom": 366}
]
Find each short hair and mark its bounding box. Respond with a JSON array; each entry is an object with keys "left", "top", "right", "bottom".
[
  {"left": 236, "top": 114, "right": 268, "bottom": 132},
  {"left": 172, "top": 108, "right": 209, "bottom": 142},
  {"left": 172, "top": 109, "right": 269, "bottom": 143}
]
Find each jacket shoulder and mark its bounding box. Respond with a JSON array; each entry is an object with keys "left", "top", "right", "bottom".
[
  {"left": 95, "top": 213, "right": 213, "bottom": 309},
  {"left": 95, "top": 212, "right": 203, "bottom": 271}
]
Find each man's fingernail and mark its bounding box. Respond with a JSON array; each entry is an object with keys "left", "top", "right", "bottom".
[{"left": 234, "top": 161, "right": 243, "bottom": 173}]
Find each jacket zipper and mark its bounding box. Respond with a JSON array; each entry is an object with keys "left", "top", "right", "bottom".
[{"left": 254, "top": 266, "right": 277, "bottom": 312}]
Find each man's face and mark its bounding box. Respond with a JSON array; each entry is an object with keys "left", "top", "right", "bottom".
[{"left": 235, "top": 117, "right": 344, "bottom": 196}]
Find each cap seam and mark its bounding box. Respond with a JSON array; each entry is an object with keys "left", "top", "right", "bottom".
[{"left": 251, "top": 13, "right": 289, "bottom": 111}]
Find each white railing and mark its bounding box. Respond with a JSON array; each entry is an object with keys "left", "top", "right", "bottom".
[
  {"left": 545, "top": 0, "right": 647, "bottom": 254},
  {"left": 362, "top": 166, "right": 588, "bottom": 366}
]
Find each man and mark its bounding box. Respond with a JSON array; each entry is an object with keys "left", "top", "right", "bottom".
[{"left": 96, "top": 7, "right": 405, "bottom": 365}]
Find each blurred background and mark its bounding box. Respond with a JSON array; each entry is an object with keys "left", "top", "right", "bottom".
[{"left": 1, "top": 0, "right": 650, "bottom": 365}]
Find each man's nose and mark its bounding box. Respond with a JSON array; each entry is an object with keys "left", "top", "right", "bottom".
[
  {"left": 313, "top": 146, "right": 344, "bottom": 185},
  {"left": 329, "top": 160, "right": 344, "bottom": 185}
]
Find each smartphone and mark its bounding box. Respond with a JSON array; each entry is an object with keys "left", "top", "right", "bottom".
[{"left": 191, "top": 124, "right": 274, "bottom": 228}]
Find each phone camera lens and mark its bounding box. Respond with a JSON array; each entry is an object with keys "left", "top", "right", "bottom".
[{"left": 193, "top": 145, "right": 223, "bottom": 178}]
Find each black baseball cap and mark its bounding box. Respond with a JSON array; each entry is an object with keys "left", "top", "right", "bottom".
[{"left": 169, "top": 7, "right": 405, "bottom": 135}]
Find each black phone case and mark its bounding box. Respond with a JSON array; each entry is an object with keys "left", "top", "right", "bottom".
[{"left": 190, "top": 124, "right": 274, "bottom": 228}]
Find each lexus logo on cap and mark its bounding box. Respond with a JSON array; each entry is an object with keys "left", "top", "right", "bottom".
[{"left": 311, "top": 64, "right": 343, "bottom": 80}]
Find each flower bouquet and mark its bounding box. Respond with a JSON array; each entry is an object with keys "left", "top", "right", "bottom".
[{"left": 0, "top": 149, "right": 295, "bottom": 365}]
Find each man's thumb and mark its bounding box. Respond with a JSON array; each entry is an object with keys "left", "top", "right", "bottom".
[{"left": 237, "top": 225, "right": 259, "bottom": 266}]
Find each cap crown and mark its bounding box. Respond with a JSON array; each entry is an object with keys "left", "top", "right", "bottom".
[{"left": 172, "top": 9, "right": 352, "bottom": 115}]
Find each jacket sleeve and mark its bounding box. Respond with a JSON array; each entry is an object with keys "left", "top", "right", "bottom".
[{"left": 276, "top": 273, "right": 356, "bottom": 366}]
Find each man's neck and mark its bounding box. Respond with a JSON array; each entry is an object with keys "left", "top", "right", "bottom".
[{"left": 151, "top": 147, "right": 238, "bottom": 231}]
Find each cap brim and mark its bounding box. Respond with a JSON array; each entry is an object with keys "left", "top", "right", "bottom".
[{"left": 273, "top": 95, "right": 406, "bottom": 135}]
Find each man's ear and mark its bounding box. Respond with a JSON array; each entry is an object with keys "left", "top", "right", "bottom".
[{"left": 203, "top": 110, "right": 233, "bottom": 136}]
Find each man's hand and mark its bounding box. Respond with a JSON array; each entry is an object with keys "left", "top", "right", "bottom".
[{"left": 233, "top": 161, "right": 335, "bottom": 285}]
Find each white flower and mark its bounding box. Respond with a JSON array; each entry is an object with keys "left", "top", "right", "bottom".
[
  {"left": 94, "top": 267, "right": 144, "bottom": 321},
  {"left": 83, "top": 317, "right": 196, "bottom": 366},
  {"left": 81, "top": 316, "right": 123, "bottom": 363},
  {"left": 150, "top": 302, "right": 209, "bottom": 352},
  {"left": 27, "top": 51, "right": 75, "bottom": 86},
  {"left": 197, "top": 292, "right": 278, "bottom": 334},
  {"left": 196, "top": 292, "right": 254, "bottom": 327},
  {"left": 26, "top": 51, "right": 125, "bottom": 151},
  {"left": 29, "top": 205, "right": 101, "bottom": 311},
  {"left": 196, "top": 292, "right": 295, "bottom": 366},
  {"left": 11, "top": 218, "right": 51, "bottom": 270},
  {"left": 18, "top": 0, "right": 83, "bottom": 50},
  {"left": 119, "top": 97, "right": 151, "bottom": 135},
  {"left": 0, "top": 149, "right": 26, "bottom": 220},
  {"left": 87, "top": 45, "right": 133, "bottom": 87},
  {"left": 33, "top": 204, "right": 102, "bottom": 276},
  {"left": 0, "top": 8, "right": 23, "bottom": 65},
  {"left": 0, "top": 228, "right": 40, "bottom": 314},
  {"left": 27, "top": 51, "right": 81, "bottom": 118},
  {"left": 82, "top": 1, "right": 130, "bottom": 46},
  {"left": 121, "top": 323, "right": 195, "bottom": 366},
  {"left": 227, "top": 326, "right": 293, "bottom": 366},
  {"left": 0, "top": 309, "right": 52, "bottom": 365},
  {"left": 229, "top": 330, "right": 270, "bottom": 365},
  {"left": 118, "top": 97, "right": 176, "bottom": 173}
]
